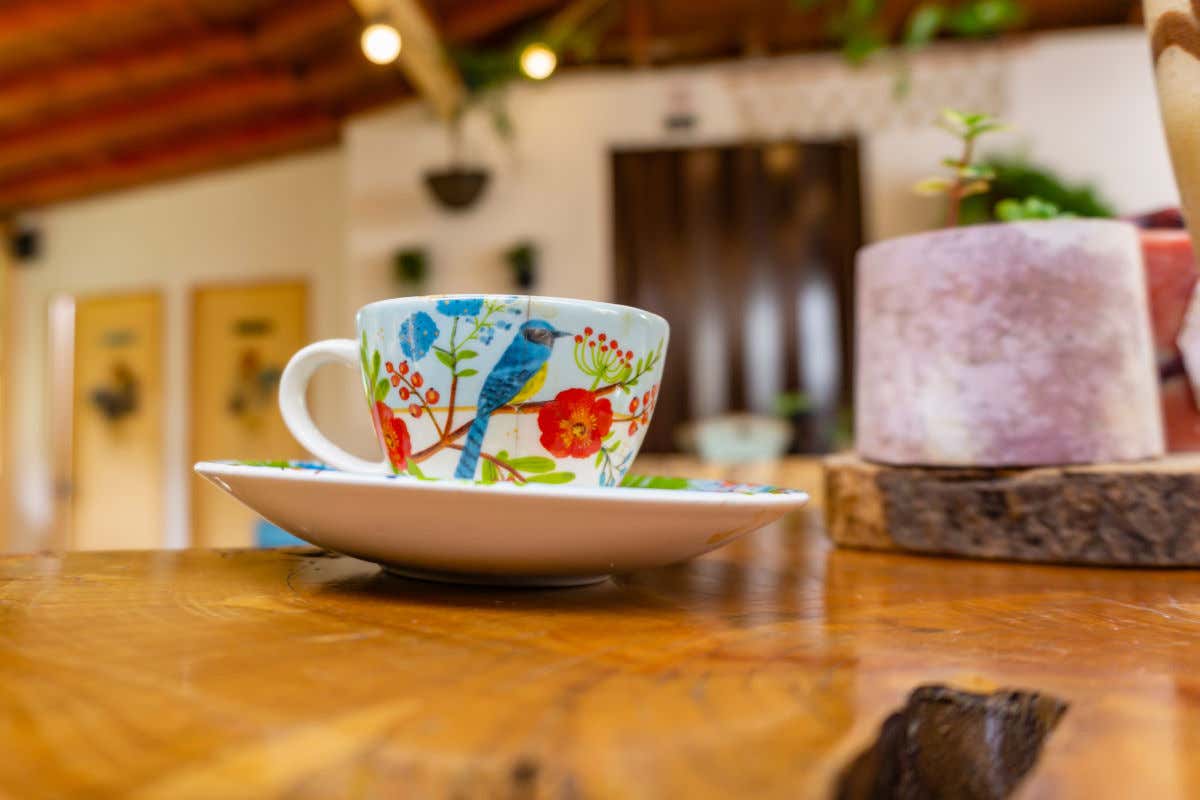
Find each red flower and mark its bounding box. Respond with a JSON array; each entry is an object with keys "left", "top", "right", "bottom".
[
  {"left": 371, "top": 401, "right": 410, "bottom": 471},
  {"left": 584, "top": 326, "right": 593, "bottom": 336},
  {"left": 598, "top": 333, "right": 606, "bottom": 342},
  {"left": 537, "top": 388, "right": 613, "bottom": 458},
  {"left": 574, "top": 334, "right": 583, "bottom": 343}
]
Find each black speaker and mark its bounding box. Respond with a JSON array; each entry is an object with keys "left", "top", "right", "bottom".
[{"left": 10, "top": 225, "right": 39, "bottom": 264}]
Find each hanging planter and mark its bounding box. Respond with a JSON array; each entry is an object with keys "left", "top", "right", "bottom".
[{"left": 423, "top": 167, "right": 490, "bottom": 211}]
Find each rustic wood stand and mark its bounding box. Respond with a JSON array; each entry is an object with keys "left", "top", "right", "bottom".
[{"left": 824, "top": 452, "right": 1200, "bottom": 566}]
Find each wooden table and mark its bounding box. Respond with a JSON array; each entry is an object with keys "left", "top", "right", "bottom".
[{"left": 3, "top": 508, "right": 1200, "bottom": 798}]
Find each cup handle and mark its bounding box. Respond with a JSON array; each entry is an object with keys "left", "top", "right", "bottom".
[{"left": 278, "top": 339, "right": 392, "bottom": 474}]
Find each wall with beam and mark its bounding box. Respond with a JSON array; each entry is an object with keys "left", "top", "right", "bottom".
[{"left": 343, "top": 27, "right": 1177, "bottom": 314}]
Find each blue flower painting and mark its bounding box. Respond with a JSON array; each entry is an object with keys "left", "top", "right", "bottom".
[
  {"left": 436, "top": 298, "right": 484, "bottom": 318},
  {"left": 399, "top": 311, "right": 439, "bottom": 360}
]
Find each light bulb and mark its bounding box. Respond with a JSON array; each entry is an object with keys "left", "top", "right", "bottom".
[
  {"left": 520, "top": 43, "right": 557, "bottom": 80},
  {"left": 361, "top": 22, "right": 401, "bottom": 65}
]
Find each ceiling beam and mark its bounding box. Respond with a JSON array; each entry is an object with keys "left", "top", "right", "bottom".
[
  {"left": 349, "top": 0, "right": 465, "bottom": 121},
  {"left": 625, "top": 0, "right": 652, "bottom": 67},
  {"left": 0, "top": 113, "right": 339, "bottom": 212}
]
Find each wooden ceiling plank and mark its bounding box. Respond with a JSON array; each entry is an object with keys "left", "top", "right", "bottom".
[
  {"left": 0, "top": 113, "right": 339, "bottom": 211},
  {"left": 349, "top": 0, "right": 465, "bottom": 120},
  {"left": 440, "top": 0, "right": 564, "bottom": 42},
  {"left": 0, "top": 0, "right": 352, "bottom": 132}
]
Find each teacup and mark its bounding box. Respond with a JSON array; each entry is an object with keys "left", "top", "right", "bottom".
[{"left": 280, "top": 295, "right": 669, "bottom": 487}]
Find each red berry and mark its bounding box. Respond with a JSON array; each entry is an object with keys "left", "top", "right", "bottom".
[
  {"left": 385, "top": 361, "right": 394, "bottom": 373},
  {"left": 400, "top": 387, "right": 411, "bottom": 400},
  {"left": 598, "top": 333, "right": 606, "bottom": 342},
  {"left": 643, "top": 392, "right": 650, "bottom": 406},
  {"left": 412, "top": 372, "right": 423, "bottom": 388},
  {"left": 628, "top": 421, "right": 639, "bottom": 435},
  {"left": 630, "top": 398, "right": 640, "bottom": 412},
  {"left": 584, "top": 327, "right": 593, "bottom": 336},
  {"left": 610, "top": 340, "right": 618, "bottom": 349},
  {"left": 426, "top": 388, "right": 440, "bottom": 404},
  {"left": 589, "top": 341, "right": 596, "bottom": 348},
  {"left": 399, "top": 362, "right": 409, "bottom": 375},
  {"left": 574, "top": 334, "right": 583, "bottom": 343},
  {"left": 626, "top": 351, "right": 633, "bottom": 361},
  {"left": 410, "top": 404, "right": 422, "bottom": 418},
  {"left": 640, "top": 412, "right": 649, "bottom": 425},
  {"left": 390, "top": 375, "right": 401, "bottom": 387}
]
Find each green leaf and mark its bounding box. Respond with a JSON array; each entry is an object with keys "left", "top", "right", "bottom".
[
  {"left": 507, "top": 456, "right": 555, "bottom": 473},
  {"left": 904, "top": 3, "right": 944, "bottom": 49},
  {"left": 960, "top": 180, "right": 992, "bottom": 198},
  {"left": 594, "top": 450, "right": 605, "bottom": 467},
  {"left": 406, "top": 461, "right": 429, "bottom": 479},
  {"left": 374, "top": 378, "right": 390, "bottom": 402},
  {"left": 481, "top": 459, "right": 498, "bottom": 484},
  {"left": 371, "top": 350, "right": 381, "bottom": 383},
  {"left": 995, "top": 195, "right": 1073, "bottom": 221},
  {"left": 602, "top": 430, "right": 615, "bottom": 441},
  {"left": 455, "top": 368, "right": 479, "bottom": 378},
  {"left": 456, "top": 350, "right": 478, "bottom": 360},
  {"left": 524, "top": 472, "right": 575, "bottom": 485},
  {"left": 841, "top": 29, "right": 884, "bottom": 65},
  {"left": 913, "top": 177, "right": 952, "bottom": 196},
  {"left": 435, "top": 349, "right": 456, "bottom": 368},
  {"left": 619, "top": 474, "right": 690, "bottom": 490}
]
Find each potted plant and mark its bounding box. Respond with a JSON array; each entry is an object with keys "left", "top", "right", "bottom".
[
  {"left": 504, "top": 240, "right": 538, "bottom": 290},
  {"left": 855, "top": 110, "right": 1163, "bottom": 467},
  {"left": 423, "top": 115, "right": 491, "bottom": 211},
  {"left": 393, "top": 246, "right": 429, "bottom": 288}
]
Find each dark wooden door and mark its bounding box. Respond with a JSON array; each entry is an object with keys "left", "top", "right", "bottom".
[{"left": 612, "top": 140, "right": 862, "bottom": 453}]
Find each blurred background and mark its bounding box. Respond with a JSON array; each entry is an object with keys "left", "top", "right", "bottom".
[{"left": 0, "top": 0, "right": 1175, "bottom": 553}]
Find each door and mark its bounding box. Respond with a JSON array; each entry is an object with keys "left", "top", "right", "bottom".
[
  {"left": 612, "top": 140, "right": 863, "bottom": 453},
  {"left": 190, "top": 281, "right": 308, "bottom": 547},
  {"left": 71, "top": 292, "right": 164, "bottom": 549}
]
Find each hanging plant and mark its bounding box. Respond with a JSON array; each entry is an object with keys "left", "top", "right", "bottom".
[
  {"left": 393, "top": 247, "right": 429, "bottom": 286},
  {"left": 792, "top": 0, "right": 1025, "bottom": 94},
  {"left": 505, "top": 241, "right": 539, "bottom": 290}
]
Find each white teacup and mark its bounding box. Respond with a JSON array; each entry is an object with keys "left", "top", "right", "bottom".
[{"left": 280, "top": 295, "right": 669, "bottom": 487}]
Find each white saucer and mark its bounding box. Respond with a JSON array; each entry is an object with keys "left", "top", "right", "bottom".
[{"left": 194, "top": 460, "right": 809, "bottom": 586}]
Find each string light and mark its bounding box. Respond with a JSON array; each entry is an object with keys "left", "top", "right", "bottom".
[
  {"left": 361, "top": 22, "right": 401, "bottom": 65},
  {"left": 519, "top": 43, "right": 557, "bottom": 80}
]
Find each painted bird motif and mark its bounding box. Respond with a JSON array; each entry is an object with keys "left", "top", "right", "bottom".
[{"left": 454, "top": 320, "right": 571, "bottom": 480}]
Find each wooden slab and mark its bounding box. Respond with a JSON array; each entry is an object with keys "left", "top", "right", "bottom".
[{"left": 824, "top": 452, "right": 1200, "bottom": 566}]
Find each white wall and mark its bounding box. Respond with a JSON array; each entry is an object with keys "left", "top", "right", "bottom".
[{"left": 6, "top": 148, "right": 355, "bottom": 551}]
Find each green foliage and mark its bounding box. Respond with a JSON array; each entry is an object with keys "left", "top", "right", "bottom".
[
  {"left": 393, "top": 247, "right": 427, "bottom": 285},
  {"left": 958, "top": 156, "right": 1117, "bottom": 224},
  {"left": 792, "top": 0, "right": 1023, "bottom": 66},
  {"left": 995, "top": 196, "right": 1074, "bottom": 221},
  {"left": 915, "top": 109, "right": 1006, "bottom": 227}
]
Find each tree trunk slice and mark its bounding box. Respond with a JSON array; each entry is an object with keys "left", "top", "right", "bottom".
[{"left": 824, "top": 452, "right": 1200, "bottom": 566}]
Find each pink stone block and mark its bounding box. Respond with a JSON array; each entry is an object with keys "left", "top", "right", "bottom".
[{"left": 856, "top": 220, "right": 1164, "bottom": 466}]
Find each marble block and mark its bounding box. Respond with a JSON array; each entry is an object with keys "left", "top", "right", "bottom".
[{"left": 856, "top": 220, "right": 1164, "bottom": 466}]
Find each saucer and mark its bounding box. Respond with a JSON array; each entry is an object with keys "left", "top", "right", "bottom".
[{"left": 194, "top": 460, "right": 809, "bottom": 586}]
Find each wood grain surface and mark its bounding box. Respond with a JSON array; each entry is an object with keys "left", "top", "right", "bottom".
[
  {"left": 825, "top": 452, "right": 1200, "bottom": 566},
  {"left": 3, "top": 510, "right": 1200, "bottom": 798}
]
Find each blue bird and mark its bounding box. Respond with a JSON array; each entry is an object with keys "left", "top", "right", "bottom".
[{"left": 454, "top": 319, "right": 571, "bottom": 480}]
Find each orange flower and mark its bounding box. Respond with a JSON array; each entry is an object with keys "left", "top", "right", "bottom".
[
  {"left": 371, "top": 401, "right": 411, "bottom": 471},
  {"left": 537, "top": 388, "right": 613, "bottom": 458}
]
